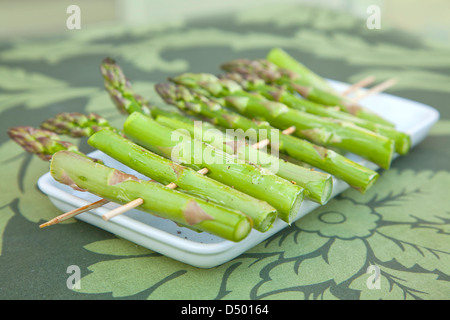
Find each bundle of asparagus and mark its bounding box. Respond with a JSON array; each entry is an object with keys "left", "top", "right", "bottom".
[
  {"left": 220, "top": 72, "right": 411, "bottom": 155},
  {"left": 7, "top": 48, "right": 409, "bottom": 244},
  {"left": 51, "top": 150, "right": 253, "bottom": 242},
  {"left": 14, "top": 112, "right": 281, "bottom": 233},
  {"left": 9, "top": 122, "right": 274, "bottom": 238},
  {"left": 123, "top": 112, "right": 305, "bottom": 224},
  {"left": 154, "top": 115, "right": 333, "bottom": 205},
  {"left": 155, "top": 82, "right": 380, "bottom": 193},
  {"left": 223, "top": 48, "right": 395, "bottom": 128},
  {"left": 169, "top": 74, "right": 396, "bottom": 170},
  {"left": 88, "top": 129, "right": 278, "bottom": 232}
]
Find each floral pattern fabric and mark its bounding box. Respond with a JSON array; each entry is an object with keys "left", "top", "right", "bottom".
[{"left": 0, "top": 5, "right": 449, "bottom": 299}]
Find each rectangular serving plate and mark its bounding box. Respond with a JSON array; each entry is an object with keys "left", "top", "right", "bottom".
[{"left": 37, "top": 80, "right": 440, "bottom": 268}]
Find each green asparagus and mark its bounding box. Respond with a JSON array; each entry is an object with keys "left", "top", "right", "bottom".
[
  {"left": 101, "top": 58, "right": 377, "bottom": 192},
  {"left": 267, "top": 47, "right": 336, "bottom": 93},
  {"left": 8, "top": 126, "right": 82, "bottom": 161},
  {"left": 123, "top": 112, "right": 305, "bottom": 223},
  {"left": 155, "top": 114, "right": 333, "bottom": 204},
  {"left": 50, "top": 150, "right": 253, "bottom": 242},
  {"left": 100, "top": 57, "right": 152, "bottom": 116},
  {"left": 155, "top": 83, "right": 379, "bottom": 193},
  {"left": 41, "top": 112, "right": 116, "bottom": 137},
  {"left": 221, "top": 58, "right": 395, "bottom": 127},
  {"left": 38, "top": 109, "right": 278, "bottom": 231},
  {"left": 170, "top": 73, "right": 395, "bottom": 169},
  {"left": 222, "top": 72, "right": 411, "bottom": 155},
  {"left": 88, "top": 129, "right": 278, "bottom": 232}
]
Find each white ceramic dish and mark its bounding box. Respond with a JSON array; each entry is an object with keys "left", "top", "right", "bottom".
[{"left": 37, "top": 80, "right": 440, "bottom": 268}]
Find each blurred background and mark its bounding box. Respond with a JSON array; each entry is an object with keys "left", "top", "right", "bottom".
[{"left": 0, "top": 0, "right": 449, "bottom": 43}]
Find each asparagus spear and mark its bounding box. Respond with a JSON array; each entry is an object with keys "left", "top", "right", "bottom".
[
  {"left": 266, "top": 47, "right": 336, "bottom": 93},
  {"left": 155, "top": 82, "right": 379, "bottom": 193},
  {"left": 170, "top": 73, "right": 395, "bottom": 169},
  {"left": 8, "top": 126, "right": 82, "bottom": 161},
  {"left": 41, "top": 112, "right": 116, "bottom": 137},
  {"left": 155, "top": 114, "right": 333, "bottom": 205},
  {"left": 101, "top": 57, "right": 202, "bottom": 124},
  {"left": 50, "top": 150, "right": 253, "bottom": 242},
  {"left": 100, "top": 57, "right": 152, "bottom": 116},
  {"left": 222, "top": 72, "right": 411, "bottom": 155},
  {"left": 7, "top": 126, "right": 111, "bottom": 227},
  {"left": 123, "top": 112, "right": 305, "bottom": 224},
  {"left": 221, "top": 58, "right": 395, "bottom": 127},
  {"left": 88, "top": 129, "right": 277, "bottom": 232}
]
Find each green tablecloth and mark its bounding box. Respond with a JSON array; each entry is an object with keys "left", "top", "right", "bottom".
[{"left": 1, "top": 5, "right": 449, "bottom": 300}]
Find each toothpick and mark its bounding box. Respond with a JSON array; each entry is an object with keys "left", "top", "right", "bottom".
[
  {"left": 39, "top": 198, "right": 110, "bottom": 228},
  {"left": 352, "top": 78, "right": 397, "bottom": 102},
  {"left": 251, "top": 126, "right": 296, "bottom": 149},
  {"left": 281, "top": 126, "right": 296, "bottom": 135},
  {"left": 251, "top": 139, "right": 270, "bottom": 150},
  {"left": 101, "top": 198, "right": 144, "bottom": 221},
  {"left": 342, "top": 76, "right": 376, "bottom": 96}
]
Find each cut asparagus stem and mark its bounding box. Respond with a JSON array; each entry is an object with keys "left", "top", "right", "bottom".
[
  {"left": 221, "top": 58, "right": 395, "bottom": 127},
  {"left": 352, "top": 78, "right": 397, "bottom": 102},
  {"left": 88, "top": 129, "right": 277, "bottom": 231},
  {"left": 50, "top": 150, "right": 253, "bottom": 242},
  {"left": 102, "top": 169, "right": 211, "bottom": 221},
  {"left": 155, "top": 115, "right": 333, "bottom": 204},
  {"left": 123, "top": 112, "right": 305, "bottom": 224},
  {"left": 221, "top": 73, "right": 410, "bottom": 155},
  {"left": 342, "top": 76, "right": 376, "bottom": 96},
  {"left": 155, "top": 83, "right": 379, "bottom": 193},
  {"left": 100, "top": 57, "right": 152, "bottom": 116},
  {"left": 170, "top": 73, "right": 395, "bottom": 169}
]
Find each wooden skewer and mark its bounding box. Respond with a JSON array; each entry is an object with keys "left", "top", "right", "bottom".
[
  {"left": 39, "top": 198, "right": 110, "bottom": 228},
  {"left": 342, "top": 76, "right": 376, "bottom": 96},
  {"left": 47, "top": 127, "right": 297, "bottom": 225},
  {"left": 282, "top": 126, "right": 296, "bottom": 135},
  {"left": 251, "top": 126, "right": 296, "bottom": 149},
  {"left": 251, "top": 139, "right": 270, "bottom": 150},
  {"left": 352, "top": 78, "right": 397, "bottom": 103},
  {"left": 101, "top": 198, "right": 144, "bottom": 221}
]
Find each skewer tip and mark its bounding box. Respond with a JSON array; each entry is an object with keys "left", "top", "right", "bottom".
[{"left": 39, "top": 219, "right": 57, "bottom": 228}]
